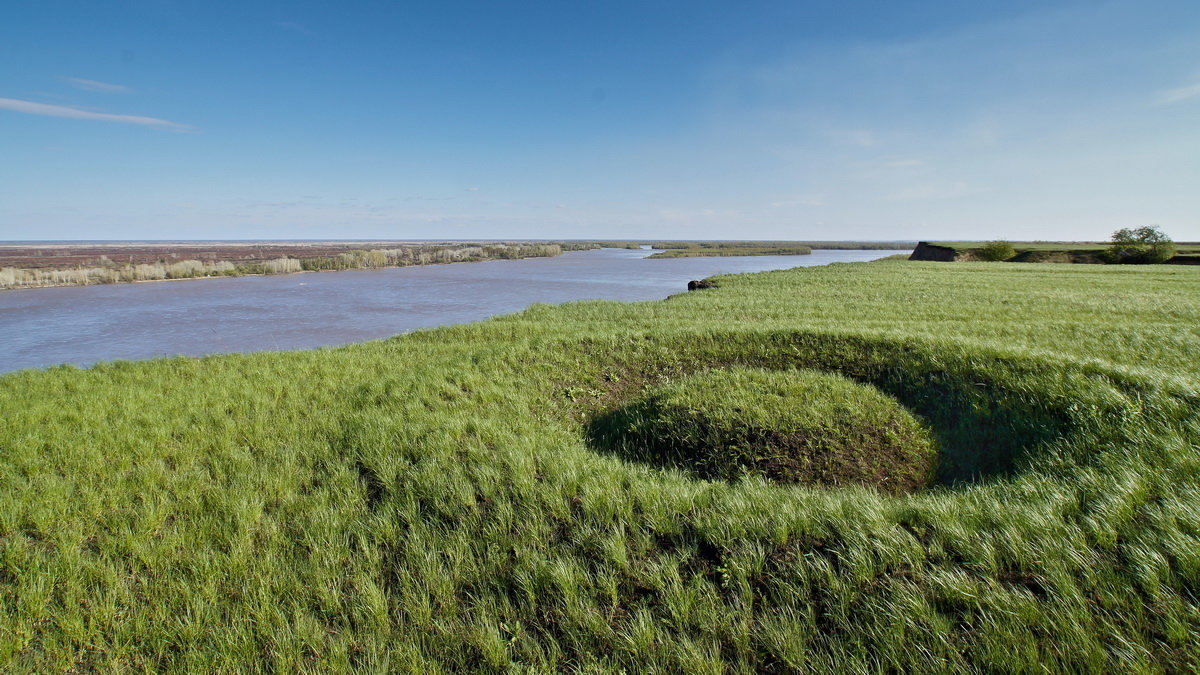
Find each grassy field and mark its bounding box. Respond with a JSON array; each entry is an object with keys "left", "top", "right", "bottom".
[
  {"left": 1, "top": 261, "right": 1199, "bottom": 670},
  {"left": 923, "top": 241, "right": 1200, "bottom": 264},
  {"left": 931, "top": 241, "right": 1200, "bottom": 252}
]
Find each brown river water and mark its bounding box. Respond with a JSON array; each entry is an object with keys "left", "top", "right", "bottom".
[{"left": 0, "top": 247, "right": 904, "bottom": 373}]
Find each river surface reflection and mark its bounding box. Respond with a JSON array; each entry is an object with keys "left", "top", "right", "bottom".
[{"left": 0, "top": 247, "right": 905, "bottom": 372}]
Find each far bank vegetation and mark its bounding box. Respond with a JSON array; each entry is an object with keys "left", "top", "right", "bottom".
[
  {"left": 912, "top": 228, "right": 1198, "bottom": 265},
  {"left": 645, "top": 241, "right": 911, "bottom": 258},
  {"left": 647, "top": 244, "right": 813, "bottom": 258},
  {"left": 0, "top": 243, "right": 566, "bottom": 290}
]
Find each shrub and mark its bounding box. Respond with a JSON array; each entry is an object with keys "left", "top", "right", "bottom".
[
  {"left": 976, "top": 240, "right": 1016, "bottom": 261},
  {"left": 167, "top": 260, "right": 206, "bottom": 279},
  {"left": 1105, "top": 225, "right": 1176, "bottom": 264},
  {"left": 261, "top": 257, "right": 303, "bottom": 274}
]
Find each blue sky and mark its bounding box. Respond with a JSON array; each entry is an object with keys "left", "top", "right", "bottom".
[{"left": 2, "top": 0, "right": 1198, "bottom": 241}]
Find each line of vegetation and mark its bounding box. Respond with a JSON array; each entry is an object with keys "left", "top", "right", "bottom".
[
  {"left": 1, "top": 259, "right": 1198, "bottom": 670},
  {"left": 585, "top": 241, "right": 645, "bottom": 249},
  {"left": 573, "top": 241, "right": 913, "bottom": 251},
  {"left": 918, "top": 227, "right": 1199, "bottom": 264},
  {"left": 647, "top": 240, "right": 912, "bottom": 251},
  {"left": 294, "top": 243, "right": 568, "bottom": 271},
  {"left": 0, "top": 242, "right": 573, "bottom": 290},
  {"left": 646, "top": 244, "right": 813, "bottom": 258}
]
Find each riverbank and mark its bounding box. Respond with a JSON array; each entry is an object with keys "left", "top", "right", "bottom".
[
  {"left": 0, "top": 241, "right": 579, "bottom": 290},
  {"left": 647, "top": 244, "right": 813, "bottom": 258},
  {"left": 0, "top": 240, "right": 923, "bottom": 290},
  {"left": 645, "top": 241, "right": 914, "bottom": 259},
  {"left": 0, "top": 248, "right": 905, "bottom": 372}
]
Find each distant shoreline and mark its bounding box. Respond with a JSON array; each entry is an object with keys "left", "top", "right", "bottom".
[
  {"left": 0, "top": 242, "right": 576, "bottom": 291},
  {"left": 647, "top": 245, "right": 813, "bottom": 259},
  {"left": 0, "top": 255, "right": 546, "bottom": 292},
  {"left": 0, "top": 240, "right": 919, "bottom": 291}
]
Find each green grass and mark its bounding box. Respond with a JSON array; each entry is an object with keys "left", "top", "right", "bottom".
[
  {"left": 931, "top": 241, "right": 1200, "bottom": 251},
  {"left": 588, "top": 367, "right": 938, "bottom": 492},
  {"left": 1, "top": 260, "right": 1199, "bottom": 670}
]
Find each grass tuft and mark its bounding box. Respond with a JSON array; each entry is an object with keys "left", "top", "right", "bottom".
[{"left": 588, "top": 367, "right": 938, "bottom": 493}]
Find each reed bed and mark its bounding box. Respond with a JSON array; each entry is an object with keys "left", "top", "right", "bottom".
[{"left": 0, "top": 243, "right": 568, "bottom": 290}]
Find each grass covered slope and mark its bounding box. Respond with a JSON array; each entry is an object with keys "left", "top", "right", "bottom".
[{"left": 1, "top": 261, "right": 1199, "bottom": 670}]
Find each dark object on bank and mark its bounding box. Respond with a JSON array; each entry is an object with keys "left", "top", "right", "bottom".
[{"left": 687, "top": 279, "right": 715, "bottom": 291}]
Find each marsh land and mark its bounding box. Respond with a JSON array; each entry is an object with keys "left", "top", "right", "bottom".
[
  {"left": 0, "top": 240, "right": 576, "bottom": 290},
  {"left": 0, "top": 240, "right": 912, "bottom": 290},
  {"left": 2, "top": 258, "right": 1198, "bottom": 670}
]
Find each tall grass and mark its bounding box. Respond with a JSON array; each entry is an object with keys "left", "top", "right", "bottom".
[
  {"left": 298, "top": 243, "right": 565, "bottom": 271},
  {"left": 1, "top": 260, "right": 1198, "bottom": 669}
]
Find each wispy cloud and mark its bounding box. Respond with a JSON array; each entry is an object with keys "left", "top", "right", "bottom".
[
  {"left": 63, "top": 77, "right": 132, "bottom": 93},
  {"left": 848, "top": 158, "right": 925, "bottom": 170},
  {"left": 0, "top": 98, "right": 193, "bottom": 132},
  {"left": 881, "top": 158, "right": 923, "bottom": 168},
  {"left": 274, "top": 21, "right": 313, "bottom": 35},
  {"left": 770, "top": 197, "right": 824, "bottom": 207},
  {"left": 1157, "top": 81, "right": 1200, "bottom": 105},
  {"left": 838, "top": 130, "right": 879, "bottom": 148},
  {"left": 887, "top": 181, "right": 972, "bottom": 201}
]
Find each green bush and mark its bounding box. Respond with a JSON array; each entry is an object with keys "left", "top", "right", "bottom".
[
  {"left": 976, "top": 240, "right": 1016, "bottom": 261},
  {"left": 1105, "top": 225, "right": 1176, "bottom": 264}
]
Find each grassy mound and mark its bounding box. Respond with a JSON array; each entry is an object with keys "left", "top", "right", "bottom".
[
  {"left": 1, "top": 261, "right": 1199, "bottom": 671},
  {"left": 590, "top": 368, "right": 937, "bottom": 492}
]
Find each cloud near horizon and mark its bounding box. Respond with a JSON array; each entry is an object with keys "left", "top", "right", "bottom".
[
  {"left": 63, "top": 77, "right": 132, "bottom": 93},
  {"left": 1157, "top": 80, "right": 1200, "bottom": 104},
  {"left": 0, "top": 98, "right": 192, "bottom": 132}
]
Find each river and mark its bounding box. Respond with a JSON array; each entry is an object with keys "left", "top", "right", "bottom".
[{"left": 0, "top": 247, "right": 905, "bottom": 373}]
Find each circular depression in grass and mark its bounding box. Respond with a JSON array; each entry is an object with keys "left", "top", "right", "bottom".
[{"left": 592, "top": 367, "right": 939, "bottom": 493}]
